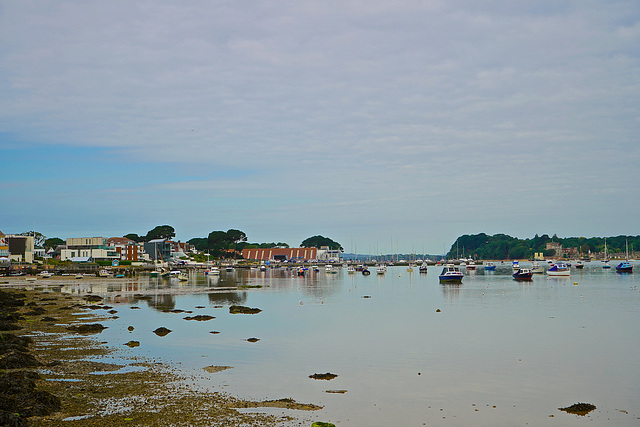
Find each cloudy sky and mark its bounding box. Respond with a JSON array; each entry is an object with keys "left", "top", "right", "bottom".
[{"left": 1, "top": 0, "right": 639, "bottom": 254}]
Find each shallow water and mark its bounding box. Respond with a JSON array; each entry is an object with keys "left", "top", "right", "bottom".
[{"left": 57, "top": 262, "right": 640, "bottom": 425}]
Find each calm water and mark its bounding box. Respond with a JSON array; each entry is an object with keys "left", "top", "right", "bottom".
[{"left": 59, "top": 262, "right": 640, "bottom": 425}]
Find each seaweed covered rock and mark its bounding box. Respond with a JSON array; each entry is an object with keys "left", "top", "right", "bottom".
[
  {"left": 229, "top": 305, "right": 262, "bottom": 314},
  {"left": 0, "top": 371, "right": 61, "bottom": 425},
  {"left": 0, "top": 350, "right": 40, "bottom": 369},
  {"left": 309, "top": 373, "right": 338, "bottom": 380},
  {"left": 153, "top": 327, "right": 172, "bottom": 336},
  {"left": 0, "top": 334, "right": 32, "bottom": 354},
  {"left": 559, "top": 402, "right": 596, "bottom": 416},
  {"left": 183, "top": 315, "right": 215, "bottom": 321}
]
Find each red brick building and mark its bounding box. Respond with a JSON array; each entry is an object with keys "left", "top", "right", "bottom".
[{"left": 242, "top": 247, "right": 318, "bottom": 262}]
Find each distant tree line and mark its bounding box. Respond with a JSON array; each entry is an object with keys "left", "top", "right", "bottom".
[{"left": 446, "top": 233, "right": 640, "bottom": 260}]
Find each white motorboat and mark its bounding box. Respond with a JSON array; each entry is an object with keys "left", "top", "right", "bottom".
[
  {"left": 531, "top": 262, "right": 544, "bottom": 274},
  {"left": 376, "top": 264, "right": 387, "bottom": 274},
  {"left": 547, "top": 262, "right": 570, "bottom": 276}
]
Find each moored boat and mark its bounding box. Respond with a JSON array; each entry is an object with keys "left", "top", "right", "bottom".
[
  {"left": 439, "top": 264, "right": 463, "bottom": 283},
  {"left": 376, "top": 264, "right": 387, "bottom": 274},
  {"left": 512, "top": 260, "right": 520, "bottom": 270},
  {"left": 531, "top": 262, "right": 544, "bottom": 274},
  {"left": 513, "top": 268, "right": 533, "bottom": 281},
  {"left": 615, "top": 261, "right": 633, "bottom": 273},
  {"left": 547, "top": 262, "right": 570, "bottom": 276},
  {"left": 483, "top": 262, "right": 496, "bottom": 271},
  {"left": 419, "top": 263, "right": 428, "bottom": 273}
]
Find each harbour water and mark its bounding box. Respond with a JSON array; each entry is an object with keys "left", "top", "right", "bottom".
[{"left": 59, "top": 262, "right": 640, "bottom": 425}]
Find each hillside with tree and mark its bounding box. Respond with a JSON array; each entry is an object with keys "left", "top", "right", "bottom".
[{"left": 446, "top": 233, "right": 640, "bottom": 260}]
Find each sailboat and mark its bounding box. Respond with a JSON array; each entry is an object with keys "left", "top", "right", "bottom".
[
  {"left": 603, "top": 238, "right": 611, "bottom": 269},
  {"left": 616, "top": 240, "right": 633, "bottom": 273}
]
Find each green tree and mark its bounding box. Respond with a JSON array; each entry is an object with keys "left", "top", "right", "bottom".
[
  {"left": 145, "top": 225, "right": 175, "bottom": 241},
  {"left": 301, "top": 235, "right": 343, "bottom": 251},
  {"left": 44, "top": 237, "right": 64, "bottom": 250},
  {"left": 124, "top": 233, "right": 142, "bottom": 243}
]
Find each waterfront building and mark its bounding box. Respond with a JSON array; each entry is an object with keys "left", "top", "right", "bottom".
[
  {"left": 61, "top": 237, "right": 120, "bottom": 262},
  {"left": 143, "top": 239, "right": 172, "bottom": 261},
  {"left": 0, "top": 231, "right": 8, "bottom": 258},
  {"left": 108, "top": 237, "right": 147, "bottom": 261},
  {"left": 3, "top": 234, "right": 34, "bottom": 263},
  {"left": 242, "top": 247, "right": 318, "bottom": 262},
  {"left": 316, "top": 246, "right": 342, "bottom": 262}
]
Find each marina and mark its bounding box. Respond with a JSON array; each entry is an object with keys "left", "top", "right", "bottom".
[{"left": 5, "top": 260, "right": 640, "bottom": 425}]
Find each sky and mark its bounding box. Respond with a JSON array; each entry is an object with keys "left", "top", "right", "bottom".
[{"left": 1, "top": 0, "right": 639, "bottom": 255}]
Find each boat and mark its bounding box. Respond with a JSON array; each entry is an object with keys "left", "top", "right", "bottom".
[
  {"left": 547, "top": 262, "right": 570, "bottom": 276},
  {"left": 347, "top": 265, "right": 355, "bottom": 274},
  {"left": 616, "top": 261, "right": 633, "bottom": 273},
  {"left": 512, "top": 260, "right": 520, "bottom": 270},
  {"left": 362, "top": 267, "right": 371, "bottom": 276},
  {"left": 376, "top": 264, "right": 387, "bottom": 274},
  {"left": 531, "top": 262, "right": 544, "bottom": 274},
  {"left": 513, "top": 268, "right": 533, "bottom": 281},
  {"left": 75, "top": 274, "right": 84, "bottom": 279},
  {"left": 483, "top": 262, "right": 496, "bottom": 271},
  {"left": 98, "top": 269, "right": 110, "bottom": 277},
  {"left": 439, "top": 264, "right": 463, "bottom": 283},
  {"left": 574, "top": 260, "right": 584, "bottom": 269},
  {"left": 259, "top": 264, "right": 267, "bottom": 272},
  {"left": 326, "top": 265, "right": 338, "bottom": 274},
  {"left": 603, "top": 239, "right": 611, "bottom": 268},
  {"left": 205, "top": 267, "right": 220, "bottom": 275},
  {"left": 616, "top": 240, "right": 633, "bottom": 273},
  {"left": 419, "top": 263, "right": 428, "bottom": 273},
  {"left": 225, "top": 266, "right": 234, "bottom": 272},
  {"left": 38, "top": 270, "right": 54, "bottom": 278},
  {"left": 466, "top": 261, "right": 476, "bottom": 270},
  {"left": 177, "top": 273, "right": 188, "bottom": 281}
]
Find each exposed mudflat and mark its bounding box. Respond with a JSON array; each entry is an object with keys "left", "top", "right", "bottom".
[{"left": 0, "top": 287, "right": 314, "bottom": 426}]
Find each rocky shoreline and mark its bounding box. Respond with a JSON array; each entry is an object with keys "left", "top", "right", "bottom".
[{"left": 0, "top": 286, "right": 316, "bottom": 426}]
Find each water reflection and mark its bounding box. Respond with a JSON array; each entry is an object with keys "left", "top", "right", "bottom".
[{"left": 207, "top": 291, "right": 247, "bottom": 306}]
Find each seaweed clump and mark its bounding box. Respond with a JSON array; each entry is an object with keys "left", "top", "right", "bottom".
[
  {"left": 183, "top": 315, "right": 215, "bottom": 321},
  {"left": 0, "top": 371, "right": 61, "bottom": 426},
  {"left": 309, "top": 373, "right": 338, "bottom": 380},
  {"left": 559, "top": 403, "right": 596, "bottom": 416},
  {"left": 229, "top": 305, "right": 262, "bottom": 314},
  {"left": 153, "top": 327, "right": 172, "bottom": 336}
]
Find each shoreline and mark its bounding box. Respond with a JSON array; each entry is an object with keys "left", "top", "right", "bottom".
[{"left": 0, "top": 285, "right": 318, "bottom": 426}]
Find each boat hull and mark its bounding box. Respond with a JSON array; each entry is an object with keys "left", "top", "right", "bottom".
[{"left": 439, "top": 275, "right": 463, "bottom": 283}]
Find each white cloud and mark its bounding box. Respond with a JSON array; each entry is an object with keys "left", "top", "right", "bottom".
[{"left": 1, "top": 0, "right": 639, "bottom": 251}]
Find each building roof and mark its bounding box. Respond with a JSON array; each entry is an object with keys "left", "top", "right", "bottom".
[
  {"left": 108, "top": 237, "right": 136, "bottom": 245},
  {"left": 147, "top": 239, "right": 167, "bottom": 243}
]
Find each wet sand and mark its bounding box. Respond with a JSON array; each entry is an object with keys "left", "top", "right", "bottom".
[{"left": 0, "top": 284, "right": 317, "bottom": 426}]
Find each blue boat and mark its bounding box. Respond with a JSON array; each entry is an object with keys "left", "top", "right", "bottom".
[
  {"left": 484, "top": 262, "right": 496, "bottom": 271},
  {"left": 439, "top": 264, "right": 463, "bottom": 283},
  {"left": 616, "top": 261, "right": 633, "bottom": 273}
]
